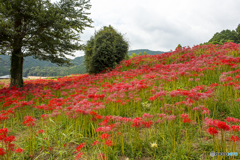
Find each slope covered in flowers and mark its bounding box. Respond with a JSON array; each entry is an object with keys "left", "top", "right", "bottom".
[{"left": 0, "top": 42, "right": 240, "bottom": 159}]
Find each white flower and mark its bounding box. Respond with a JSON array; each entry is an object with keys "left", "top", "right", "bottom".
[{"left": 150, "top": 141, "right": 158, "bottom": 148}]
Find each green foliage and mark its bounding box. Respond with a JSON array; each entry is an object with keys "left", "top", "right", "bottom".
[
  {"left": 236, "top": 24, "right": 240, "bottom": 41},
  {"left": 0, "top": 55, "right": 86, "bottom": 76},
  {"left": 208, "top": 29, "right": 240, "bottom": 45},
  {"left": 0, "top": 0, "right": 92, "bottom": 64},
  {"left": 22, "top": 64, "right": 86, "bottom": 77},
  {"left": 0, "top": 0, "right": 93, "bottom": 87},
  {"left": 176, "top": 44, "right": 182, "bottom": 50},
  {"left": 84, "top": 25, "right": 129, "bottom": 74}
]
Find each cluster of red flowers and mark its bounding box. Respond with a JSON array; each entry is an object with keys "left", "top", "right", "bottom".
[
  {"left": 0, "top": 128, "right": 23, "bottom": 157},
  {"left": 74, "top": 143, "right": 85, "bottom": 160},
  {"left": 205, "top": 117, "right": 240, "bottom": 142},
  {"left": 22, "top": 116, "right": 36, "bottom": 127}
]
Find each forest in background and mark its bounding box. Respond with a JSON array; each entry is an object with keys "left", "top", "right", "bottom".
[{"left": 0, "top": 50, "right": 165, "bottom": 77}]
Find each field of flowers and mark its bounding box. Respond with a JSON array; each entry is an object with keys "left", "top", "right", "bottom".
[{"left": 0, "top": 42, "right": 240, "bottom": 160}]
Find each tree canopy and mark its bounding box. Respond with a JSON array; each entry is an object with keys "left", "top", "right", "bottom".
[
  {"left": 84, "top": 25, "right": 129, "bottom": 74},
  {"left": 208, "top": 29, "right": 240, "bottom": 45},
  {"left": 0, "top": 0, "right": 93, "bottom": 87}
]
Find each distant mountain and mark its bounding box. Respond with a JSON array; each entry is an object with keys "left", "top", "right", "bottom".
[
  {"left": 128, "top": 49, "right": 167, "bottom": 56},
  {"left": 0, "top": 49, "right": 167, "bottom": 76}
]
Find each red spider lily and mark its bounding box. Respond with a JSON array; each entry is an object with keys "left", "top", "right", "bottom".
[
  {"left": 22, "top": 116, "right": 36, "bottom": 127},
  {"left": 142, "top": 120, "right": 153, "bottom": 128},
  {"left": 38, "top": 130, "right": 44, "bottom": 134},
  {"left": 75, "top": 143, "right": 85, "bottom": 152},
  {"left": 4, "top": 136, "right": 15, "bottom": 143},
  {"left": 15, "top": 148, "right": 23, "bottom": 153},
  {"left": 217, "top": 121, "right": 230, "bottom": 131},
  {"left": 100, "top": 133, "right": 110, "bottom": 140},
  {"left": 208, "top": 127, "right": 218, "bottom": 135},
  {"left": 226, "top": 117, "right": 240, "bottom": 123},
  {"left": 0, "top": 148, "right": 5, "bottom": 156},
  {"left": 105, "top": 140, "right": 113, "bottom": 146},
  {"left": 231, "top": 125, "right": 240, "bottom": 132},
  {"left": 96, "top": 126, "right": 112, "bottom": 132},
  {"left": 76, "top": 152, "right": 83, "bottom": 159},
  {"left": 0, "top": 128, "right": 8, "bottom": 135},
  {"left": 132, "top": 117, "right": 142, "bottom": 128},
  {"left": 142, "top": 113, "right": 153, "bottom": 119},
  {"left": 91, "top": 141, "right": 99, "bottom": 146},
  {"left": 183, "top": 118, "right": 191, "bottom": 123},
  {"left": 181, "top": 113, "right": 189, "bottom": 119},
  {"left": 230, "top": 135, "right": 239, "bottom": 142}
]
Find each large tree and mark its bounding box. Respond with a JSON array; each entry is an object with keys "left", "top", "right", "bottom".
[
  {"left": 236, "top": 24, "right": 240, "bottom": 41},
  {"left": 84, "top": 25, "right": 129, "bottom": 74},
  {"left": 0, "top": 0, "right": 92, "bottom": 87}
]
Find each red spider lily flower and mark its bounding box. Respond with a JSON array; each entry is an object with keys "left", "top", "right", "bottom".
[
  {"left": 96, "top": 126, "right": 112, "bottom": 132},
  {"left": 142, "top": 120, "right": 153, "bottom": 128},
  {"left": 183, "top": 118, "right": 191, "bottom": 123},
  {"left": 100, "top": 133, "right": 110, "bottom": 140},
  {"left": 76, "top": 143, "right": 85, "bottom": 152},
  {"left": 208, "top": 127, "right": 218, "bottom": 135},
  {"left": 230, "top": 135, "right": 239, "bottom": 142},
  {"left": 142, "top": 113, "right": 153, "bottom": 119},
  {"left": 231, "top": 125, "right": 240, "bottom": 132},
  {"left": 38, "top": 130, "right": 44, "bottom": 134},
  {"left": 76, "top": 152, "right": 83, "bottom": 159},
  {"left": 0, "top": 128, "right": 8, "bottom": 135},
  {"left": 63, "top": 143, "right": 67, "bottom": 147},
  {"left": 132, "top": 117, "right": 142, "bottom": 128},
  {"left": 4, "top": 135, "right": 15, "bottom": 143},
  {"left": 96, "top": 115, "right": 102, "bottom": 120},
  {"left": 41, "top": 114, "right": 48, "bottom": 119},
  {"left": 217, "top": 121, "right": 230, "bottom": 131},
  {"left": 15, "top": 148, "right": 23, "bottom": 153},
  {"left": 226, "top": 117, "right": 240, "bottom": 123},
  {"left": 181, "top": 113, "right": 189, "bottom": 119},
  {"left": 22, "top": 116, "right": 36, "bottom": 127},
  {"left": 90, "top": 111, "right": 97, "bottom": 116},
  {"left": 0, "top": 148, "right": 5, "bottom": 155},
  {"left": 98, "top": 119, "right": 109, "bottom": 126},
  {"left": 105, "top": 140, "right": 113, "bottom": 146},
  {"left": 91, "top": 141, "right": 99, "bottom": 146}
]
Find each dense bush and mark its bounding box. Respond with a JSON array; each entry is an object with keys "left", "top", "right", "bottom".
[{"left": 84, "top": 25, "right": 129, "bottom": 74}]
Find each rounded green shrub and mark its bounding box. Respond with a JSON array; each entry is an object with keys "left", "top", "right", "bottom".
[{"left": 84, "top": 25, "right": 129, "bottom": 74}]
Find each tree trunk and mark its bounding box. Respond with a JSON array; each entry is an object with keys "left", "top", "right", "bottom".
[
  {"left": 10, "top": 14, "right": 24, "bottom": 88},
  {"left": 10, "top": 49, "right": 24, "bottom": 88}
]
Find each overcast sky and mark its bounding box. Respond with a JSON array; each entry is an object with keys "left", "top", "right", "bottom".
[{"left": 67, "top": 0, "right": 240, "bottom": 57}]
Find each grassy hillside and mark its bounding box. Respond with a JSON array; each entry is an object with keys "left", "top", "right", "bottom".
[{"left": 0, "top": 42, "right": 239, "bottom": 159}]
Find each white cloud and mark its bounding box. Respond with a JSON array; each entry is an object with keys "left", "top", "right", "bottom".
[{"left": 65, "top": 0, "right": 240, "bottom": 57}]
